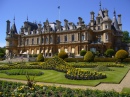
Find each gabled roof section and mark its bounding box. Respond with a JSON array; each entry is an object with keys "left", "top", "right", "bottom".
[{"left": 98, "top": 9, "right": 105, "bottom": 18}]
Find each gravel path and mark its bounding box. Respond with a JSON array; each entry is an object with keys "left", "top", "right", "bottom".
[{"left": 0, "top": 70, "right": 130, "bottom": 92}]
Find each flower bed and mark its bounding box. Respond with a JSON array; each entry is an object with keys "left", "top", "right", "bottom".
[
  {"left": 65, "top": 68, "right": 107, "bottom": 80},
  {"left": 0, "top": 69, "right": 44, "bottom": 76}
]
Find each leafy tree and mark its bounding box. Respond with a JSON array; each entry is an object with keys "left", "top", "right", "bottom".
[
  {"left": 0, "top": 47, "right": 5, "bottom": 54},
  {"left": 84, "top": 51, "right": 94, "bottom": 62},
  {"left": 36, "top": 53, "right": 44, "bottom": 62},
  {"left": 0, "top": 47, "right": 5, "bottom": 58},
  {"left": 80, "top": 50, "right": 87, "bottom": 56},
  {"left": 115, "top": 50, "right": 128, "bottom": 62},
  {"left": 122, "top": 31, "right": 130, "bottom": 43},
  {"left": 105, "top": 49, "right": 115, "bottom": 57},
  {"left": 58, "top": 50, "right": 68, "bottom": 60}
]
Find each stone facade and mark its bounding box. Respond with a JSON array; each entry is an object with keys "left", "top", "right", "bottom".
[{"left": 5, "top": 5, "right": 123, "bottom": 57}]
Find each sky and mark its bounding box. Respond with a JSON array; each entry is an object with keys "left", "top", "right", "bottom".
[{"left": 0, "top": 0, "right": 130, "bottom": 47}]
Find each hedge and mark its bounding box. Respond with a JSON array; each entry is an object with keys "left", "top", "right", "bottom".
[{"left": 64, "top": 58, "right": 117, "bottom": 62}]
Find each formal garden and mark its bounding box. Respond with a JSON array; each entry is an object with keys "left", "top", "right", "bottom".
[{"left": 0, "top": 49, "right": 130, "bottom": 96}]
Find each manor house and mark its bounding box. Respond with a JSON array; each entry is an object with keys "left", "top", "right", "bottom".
[{"left": 5, "top": 4, "right": 123, "bottom": 57}]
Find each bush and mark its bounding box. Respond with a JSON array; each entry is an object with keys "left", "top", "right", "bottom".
[
  {"left": 94, "top": 58, "right": 116, "bottom": 62},
  {"left": 93, "top": 65, "right": 113, "bottom": 72},
  {"left": 0, "top": 53, "right": 4, "bottom": 58},
  {"left": 80, "top": 50, "right": 87, "bottom": 56},
  {"left": 105, "top": 49, "right": 115, "bottom": 57},
  {"left": 84, "top": 51, "right": 94, "bottom": 62},
  {"left": 36, "top": 53, "right": 44, "bottom": 62},
  {"left": 115, "top": 50, "right": 128, "bottom": 62},
  {"left": 58, "top": 50, "right": 68, "bottom": 60},
  {"left": 64, "top": 58, "right": 85, "bottom": 62}
]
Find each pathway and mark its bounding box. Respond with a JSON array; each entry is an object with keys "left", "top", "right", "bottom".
[{"left": 0, "top": 70, "right": 130, "bottom": 92}]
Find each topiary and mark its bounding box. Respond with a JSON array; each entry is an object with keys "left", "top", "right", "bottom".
[
  {"left": 115, "top": 50, "right": 128, "bottom": 62},
  {"left": 84, "top": 51, "right": 94, "bottom": 62},
  {"left": 80, "top": 50, "right": 87, "bottom": 56},
  {"left": 58, "top": 50, "right": 68, "bottom": 60},
  {"left": 36, "top": 53, "right": 44, "bottom": 62},
  {"left": 105, "top": 49, "right": 115, "bottom": 57}
]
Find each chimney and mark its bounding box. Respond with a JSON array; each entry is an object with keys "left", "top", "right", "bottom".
[
  {"left": 6, "top": 20, "right": 10, "bottom": 35},
  {"left": 118, "top": 14, "right": 121, "bottom": 24},
  {"left": 90, "top": 11, "right": 95, "bottom": 20},
  {"left": 118, "top": 14, "right": 122, "bottom": 30}
]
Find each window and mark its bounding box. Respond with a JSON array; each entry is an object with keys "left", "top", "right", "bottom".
[
  {"left": 105, "top": 25, "right": 108, "bottom": 29},
  {"left": 97, "top": 35, "right": 101, "bottom": 42},
  {"left": 27, "top": 39, "right": 29, "bottom": 45},
  {"left": 72, "top": 34, "right": 74, "bottom": 41},
  {"left": 106, "top": 33, "right": 108, "bottom": 40},
  {"left": 81, "top": 34, "right": 85, "bottom": 41},
  {"left": 98, "top": 26, "right": 100, "bottom": 30},
  {"left": 64, "top": 35, "right": 67, "bottom": 42},
  {"left": 42, "top": 37, "right": 44, "bottom": 43},
  {"left": 37, "top": 38, "right": 39, "bottom": 44},
  {"left": 50, "top": 37, "right": 52, "bottom": 43},
  {"left": 57, "top": 36, "right": 60, "bottom": 43},
  {"left": 46, "top": 37, "right": 48, "bottom": 44},
  {"left": 32, "top": 38, "right": 34, "bottom": 45},
  {"left": 98, "top": 19, "right": 100, "bottom": 24}
]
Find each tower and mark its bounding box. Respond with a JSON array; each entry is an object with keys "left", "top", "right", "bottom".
[{"left": 5, "top": 17, "right": 18, "bottom": 58}]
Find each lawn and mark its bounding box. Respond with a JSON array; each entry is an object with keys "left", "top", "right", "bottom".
[
  {"left": 0, "top": 66, "right": 129, "bottom": 86},
  {"left": 122, "top": 87, "right": 130, "bottom": 93}
]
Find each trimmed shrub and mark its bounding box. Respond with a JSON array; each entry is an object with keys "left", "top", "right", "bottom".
[
  {"left": 36, "top": 53, "right": 44, "bottom": 62},
  {"left": 41, "top": 56, "right": 68, "bottom": 70},
  {"left": 115, "top": 50, "right": 128, "bottom": 62},
  {"left": 58, "top": 50, "right": 68, "bottom": 59},
  {"left": 80, "top": 50, "right": 87, "bottom": 56},
  {"left": 93, "top": 65, "right": 113, "bottom": 72},
  {"left": 94, "top": 58, "right": 116, "bottom": 62},
  {"left": 64, "top": 58, "right": 85, "bottom": 62},
  {"left": 84, "top": 51, "right": 94, "bottom": 62},
  {"left": 105, "top": 49, "right": 115, "bottom": 57}
]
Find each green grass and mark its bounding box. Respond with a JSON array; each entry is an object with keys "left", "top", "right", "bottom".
[
  {"left": 122, "top": 87, "right": 130, "bottom": 93},
  {"left": 0, "top": 66, "right": 129, "bottom": 86}
]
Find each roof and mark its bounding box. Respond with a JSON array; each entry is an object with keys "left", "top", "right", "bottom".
[{"left": 10, "top": 23, "right": 17, "bottom": 34}]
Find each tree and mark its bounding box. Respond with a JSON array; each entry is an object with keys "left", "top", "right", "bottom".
[
  {"left": 122, "top": 31, "right": 130, "bottom": 43},
  {"left": 58, "top": 50, "right": 68, "bottom": 60},
  {"left": 0, "top": 47, "right": 5, "bottom": 58},
  {"left": 84, "top": 51, "right": 94, "bottom": 62},
  {"left": 115, "top": 50, "right": 128, "bottom": 62},
  {"left": 105, "top": 49, "right": 115, "bottom": 57},
  {"left": 36, "top": 53, "right": 44, "bottom": 62},
  {"left": 80, "top": 50, "right": 87, "bottom": 56}
]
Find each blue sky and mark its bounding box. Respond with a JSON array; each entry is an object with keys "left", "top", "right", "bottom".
[{"left": 0, "top": 0, "right": 130, "bottom": 47}]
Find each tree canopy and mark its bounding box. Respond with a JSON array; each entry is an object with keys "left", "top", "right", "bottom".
[{"left": 122, "top": 31, "right": 130, "bottom": 43}]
